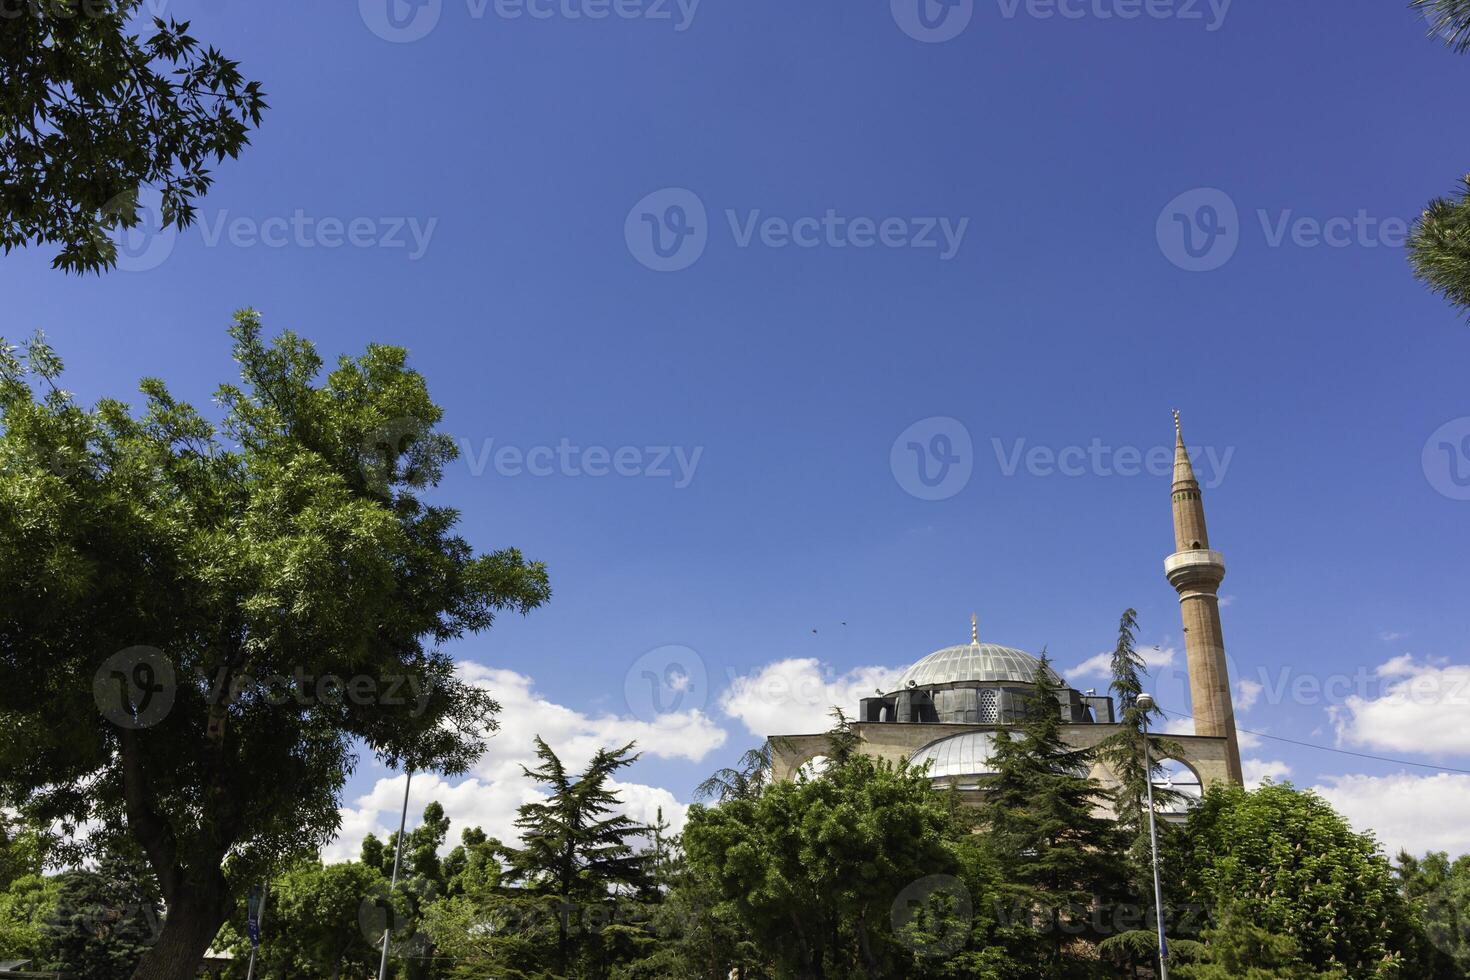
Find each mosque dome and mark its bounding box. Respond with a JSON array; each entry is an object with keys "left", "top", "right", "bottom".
[
  {"left": 907, "top": 731, "right": 1000, "bottom": 780},
  {"left": 893, "top": 642, "right": 1063, "bottom": 690}
]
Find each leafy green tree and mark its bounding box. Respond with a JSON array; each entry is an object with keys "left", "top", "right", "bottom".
[
  {"left": 683, "top": 751, "right": 1009, "bottom": 979},
  {"left": 43, "top": 851, "right": 161, "bottom": 980},
  {"left": 1, "top": 1, "right": 267, "bottom": 272},
  {"left": 976, "top": 653, "right": 1127, "bottom": 972},
  {"left": 1177, "top": 783, "right": 1425, "bottom": 978},
  {"left": 1395, "top": 850, "right": 1470, "bottom": 978},
  {"left": 215, "top": 860, "right": 389, "bottom": 980},
  {"left": 0, "top": 873, "right": 61, "bottom": 966},
  {"left": 0, "top": 317, "right": 550, "bottom": 980}
]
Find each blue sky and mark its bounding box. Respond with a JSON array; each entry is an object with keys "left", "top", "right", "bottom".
[{"left": 5, "top": 0, "right": 1470, "bottom": 856}]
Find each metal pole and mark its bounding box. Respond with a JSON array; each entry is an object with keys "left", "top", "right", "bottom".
[
  {"left": 1140, "top": 708, "right": 1170, "bottom": 980},
  {"left": 378, "top": 767, "right": 414, "bottom": 980},
  {"left": 244, "top": 881, "right": 268, "bottom": 980}
]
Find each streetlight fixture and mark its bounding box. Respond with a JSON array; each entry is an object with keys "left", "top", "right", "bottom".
[{"left": 1135, "top": 693, "right": 1169, "bottom": 980}]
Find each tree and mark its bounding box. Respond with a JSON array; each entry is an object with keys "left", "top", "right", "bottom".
[
  {"left": 1094, "top": 610, "right": 1185, "bottom": 905},
  {"left": 1176, "top": 782, "right": 1425, "bottom": 978},
  {"left": 1, "top": 1, "right": 267, "bottom": 272},
  {"left": 694, "top": 742, "right": 778, "bottom": 803},
  {"left": 0, "top": 316, "right": 550, "bottom": 980},
  {"left": 42, "top": 851, "right": 161, "bottom": 980},
  {"left": 503, "top": 738, "right": 652, "bottom": 976},
  {"left": 214, "top": 860, "right": 389, "bottom": 980},
  {"left": 1413, "top": 0, "right": 1470, "bottom": 52},
  {"left": 0, "top": 873, "right": 61, "bottom": 967},
  {"left": 1408, "top": 2, "right": 1470, "bottom": 315},
  {"left": 975, "top": 653, "right": 1127, "bottom": 974},
  {"left": 683, "top": 752, "right": 1009, "bottom": 979},
  {"left": 1394, "top": 850, "right": 1470, "bottom": 978}
]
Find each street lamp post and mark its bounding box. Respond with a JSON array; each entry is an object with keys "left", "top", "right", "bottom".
[
  {"left": 1135, "top": 693, "right": 1169, "bottom": 980},
  {"left": 377, "top": 767, "right": 414, "bottom": 980}
]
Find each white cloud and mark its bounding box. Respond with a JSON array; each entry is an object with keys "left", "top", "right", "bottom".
[
  {"left": 1242, "top": 758, "right": 1291, "bottom": 789},
  {"left": 321, "top": 664, "right": 719, "bottom": 862},
  {"left": 1313, "top": 772, "right": 1470, "bottom": 857},
  {"left": 1218, "top": 594, "right": 1236, "bottom": 608},
  {"left": 719, "top": 658, "right": 903, "bottom": 738},
  {"left": 1329, "top": 656, "right": 1470, "bottom": 755},
  {"left": 1378, "top": 630, "right": 1404, "bottom": 642},
  {"left": 1066, "top": 646, "right": 1176, "bottom": 681},
  {"left": 1234, "top": 678, "right": 1263, "bottom": 712}
]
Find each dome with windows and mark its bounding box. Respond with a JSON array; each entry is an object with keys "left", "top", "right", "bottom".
[{"left": 893, "top": 642, "right": 1063, "bottom": 690}]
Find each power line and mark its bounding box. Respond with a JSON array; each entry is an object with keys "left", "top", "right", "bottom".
[{"left": 1156, "top": 707, "right": 1470, "bottom": 777}]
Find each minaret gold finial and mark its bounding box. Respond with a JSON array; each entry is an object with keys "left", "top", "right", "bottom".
[
  {"left": 1173, "top": 409, "right": 1182, "bottom": 440},
  {"left": 970, "top": 613, "right": 979, "bottom": 645}
]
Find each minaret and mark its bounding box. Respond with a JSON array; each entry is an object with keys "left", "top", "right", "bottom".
[{"left": 1164, "top": 412, "right": 1243, "bottom": 786}]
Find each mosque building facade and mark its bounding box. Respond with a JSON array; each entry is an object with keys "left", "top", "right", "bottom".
[{"left": 767, "top": 416, "right": 1245, "bottom": 810}]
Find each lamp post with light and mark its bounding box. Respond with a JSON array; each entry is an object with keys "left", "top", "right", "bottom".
[{"left": 1135, "top": 692, "right": 1169, "bottom": 980}]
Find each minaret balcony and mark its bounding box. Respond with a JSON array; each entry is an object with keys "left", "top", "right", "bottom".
[{"left": 1164, "top": 549, "right": 1226, "bottom": 591}]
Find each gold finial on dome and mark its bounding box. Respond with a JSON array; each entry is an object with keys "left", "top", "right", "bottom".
[{"left": 970, "top": 613, "right": 979, "bottom": 645}]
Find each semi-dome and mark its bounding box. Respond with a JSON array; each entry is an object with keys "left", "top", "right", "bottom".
[
  {"left": 894, "top": 642, "right": 1063, "bottom": 690},
  {"left": 908, "top": 731, "right": 1000, "bottom": 779}
]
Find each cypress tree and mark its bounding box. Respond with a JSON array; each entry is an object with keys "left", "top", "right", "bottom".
[{"left": 977, "top": 651, "right": 1127, "bottom": 970}]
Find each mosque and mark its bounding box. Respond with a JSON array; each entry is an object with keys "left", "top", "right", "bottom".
[{"left": 768, "top": 415, "right": 1245, "bottom": 811}]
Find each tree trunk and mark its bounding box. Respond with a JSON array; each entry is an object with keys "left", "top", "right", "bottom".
[{"left": 129, "top": 875, "right": 231, "bottom": 980}]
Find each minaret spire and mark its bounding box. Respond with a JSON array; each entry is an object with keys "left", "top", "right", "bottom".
[
  {"left": 970, "top": 613, "right": 979, "bottom": 645},
  {"left": 1164, "top": 413, "right": 1243, "bottom": 786}
]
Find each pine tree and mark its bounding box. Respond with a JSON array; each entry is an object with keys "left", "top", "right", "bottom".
[
  {"left": 977, "top": 652, "right": 1127, "bottom": 970},
  {"left": 506, "top": 737, "right": 651, "bottom": 975},
  {"left": 43, "top": 850, "right": 160, "bottom": 980},
  {"left": 1408, "top": 2, "right": 1470, "bottom": 315},
  {"left": 1095, "top": 610, "right": 1184, "bottom": 894}
]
